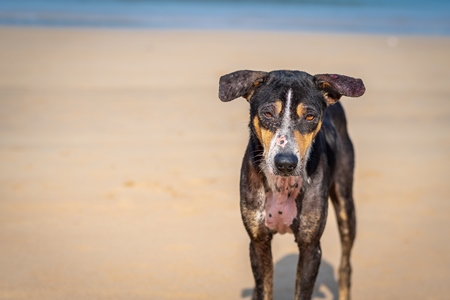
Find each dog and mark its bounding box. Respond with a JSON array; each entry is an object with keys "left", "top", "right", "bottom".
[{"left": 218, "top": 70, "right": 365, "bottom": 300}]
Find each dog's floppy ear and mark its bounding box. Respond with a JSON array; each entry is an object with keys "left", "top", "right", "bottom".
[
  {"left": 314, "top": 74, "right": 365, "bottom": 105},
  {"left": 219, "top": 70, "right": 268, "bottom": 102}
]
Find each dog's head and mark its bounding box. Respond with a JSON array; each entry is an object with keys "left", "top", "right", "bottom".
[{"left": 219, "top": 70, "right": 365, "bottom": 182}]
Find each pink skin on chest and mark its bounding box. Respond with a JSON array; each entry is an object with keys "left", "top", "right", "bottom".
[{"left": 264, "top": 176, "right": 302, "bottom": 234}]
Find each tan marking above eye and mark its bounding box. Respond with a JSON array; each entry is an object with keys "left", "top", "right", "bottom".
[
  {"left": 274, "top": 101, "right": 282, "bottom": 115},
  {"left": 298, "top": 104, "right": 316, "bottom": 121},
  {"left": 296, "top": 103, "right": 306, "bottom": 117},
  {"left": 261, "top": 101, "right": 282, "bottom": 119}
]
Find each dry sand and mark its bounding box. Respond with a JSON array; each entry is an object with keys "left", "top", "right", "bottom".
[{"left": 0, "top": 27, "right": 449, "bottom": 299}]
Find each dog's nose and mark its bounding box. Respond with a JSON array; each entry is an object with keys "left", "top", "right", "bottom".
[{"left": 274, "top": 153, "right": 298, "bottom": 175}]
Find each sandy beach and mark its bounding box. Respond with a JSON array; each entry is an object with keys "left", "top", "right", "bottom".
[{"left": 0, "top": 27, "right": 449, "bottom": 299}]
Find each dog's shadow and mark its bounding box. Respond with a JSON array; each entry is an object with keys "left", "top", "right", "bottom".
[{"left": 241, "top": 254, "right": 338, "bottom": 299}]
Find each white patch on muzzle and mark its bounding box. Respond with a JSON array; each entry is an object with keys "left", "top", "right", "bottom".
[{"left": 266, "top": 88, "right": 300, "bottom": 176}]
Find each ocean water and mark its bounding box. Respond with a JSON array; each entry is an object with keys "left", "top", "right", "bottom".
[{"left": 0, "top": 0, "right": 449, "bottom": 35}]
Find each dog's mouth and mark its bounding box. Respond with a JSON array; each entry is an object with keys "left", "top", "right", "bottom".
[
  {"left": 264, "top": 174, "right": 302, "bottom": 234},
  {"left": 273, "top": 175, "right": 300, "bottom": 193}
]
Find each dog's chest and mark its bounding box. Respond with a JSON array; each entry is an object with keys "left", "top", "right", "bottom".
[{"left": 264, "top": 176, "right": 301, "bottom": 234}]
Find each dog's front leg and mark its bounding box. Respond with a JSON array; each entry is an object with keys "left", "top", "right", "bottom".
[
  {"left": 242, "top": 209, "right": 274, "bottom": 300},
  {"left": 294, "top": 242, "right": 322, "bottom": 300},
  {"left": 249, "top": 234, "right": 274, "bottom": 300},
  {"left": 294, "top": 192, "right": 328, "bottom": 300}
]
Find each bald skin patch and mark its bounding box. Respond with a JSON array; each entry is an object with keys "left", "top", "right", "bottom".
[{"left": 276, "top": 135, "right": 288, "bottom": 148}]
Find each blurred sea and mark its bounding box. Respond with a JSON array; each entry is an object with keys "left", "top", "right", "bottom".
[{"left": 0, "top": 0, "right": 449, "bottom": 35}]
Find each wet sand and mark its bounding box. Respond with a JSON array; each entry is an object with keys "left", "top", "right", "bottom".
[{"left": 0, "top": 27, "right": 449, "bottom": 299}]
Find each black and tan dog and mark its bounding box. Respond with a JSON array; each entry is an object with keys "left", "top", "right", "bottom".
[{"left": 218, "top": 70, "right": 365, "bottom": 300}]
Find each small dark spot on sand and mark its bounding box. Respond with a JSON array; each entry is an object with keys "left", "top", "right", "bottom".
[
  {"left": 269, "top": 213, "right": 272, "bottom": 218},
  {"left": 278, "top": 211, "right": 282, "bottom": 215},
  {"left": 288, "top": 193, "right": 291, "bottom": 198}
]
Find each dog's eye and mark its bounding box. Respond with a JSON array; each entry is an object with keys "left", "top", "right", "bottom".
[
  {"left": 305, "top": 114, "right": 315, "bottom": 121},
  {"left": 263, "top": 111, "right": 274, "bottom": 119}
]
